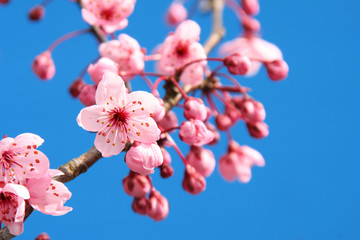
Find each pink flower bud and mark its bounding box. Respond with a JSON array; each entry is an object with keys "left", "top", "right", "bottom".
[
  {"left": 223, "top": 54, "right": 251, "bottom": 75},
  {"left": 29, "top": 6, "right": 45, "bottom": 21},
  {"left": 153, "top": 98, "right": 166, "bottom": 122},
  {"left": 78, "top": 84, "right": 96, "bottom": 106},
  {"left": 122, "top": 172, "right": 151, "bottom": 198},
  {"left": 32, "top": 51, "right": 55, "bottom": 80},
  {"left": 240, "top": 99, "right": 266, "bottom": 122},
  {"left": 184, "top": 97, "right": 208, "bottom": 121},
  {"left": 225, "top": 104, "right": 241, "bottom": 123},
  {"left": 205, "top": 123, "right": 220, "bottom": 145},
  {"left": 35, "top": 233, "right": 50, "bottom": 240},
  {"left": 242, "top": 0, "right": 260, "bottom": 16},
  {"left": 126, "top": 142, "right": 163, "bottom": 175},
  {"left": 239, "top": 145, "right": 265, "bottom": 167},
  {"left": 186, "top": 146, "right": 215, "bottom": 177},
  {"left": 265, "top": 59, "right": 289, "bottom": 81},
  {"left": 161, "top": 148, "right": 171, "bottom": 165},
  {"left": 87, "top": 57, "right": 119, "bottom": 85},
  {"left": 247, "top": 121, "right": 269, "bottom": 139},
  {"left": 132, "top": 197, "right": 148, "bottom": 215},
  {"left": 166, "top": 2, "right": 188, "bottom": 25},
  {"left": 182, "top": 164, "right": 206, "bottom": 194},
  {"left": 157, "top": 110, "right": 178, "bottom": 131},
  {"left": 219, "top": 152, "right": 242, "bottom": 182},
  {"left": 215, "top": 114, "right": 233, "bottom": 131},
  {"left": 242, "top": 16, "right": 261, "bottom": 33},
  {"left": 179, "top": 120, "right": 214, "bottom": 146},
  {"left": 69, "top": 78, "right": 85, "bottom": 98},
  {"left": 147, "top": 189, "right": 169, "bottom": 221},
  {"left": 160, "top": 164, "right": 174, "bottom": 178}
]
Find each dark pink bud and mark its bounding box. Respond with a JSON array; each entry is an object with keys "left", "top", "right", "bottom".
[
  {"left": 166, "top": 2, "right": 188, "bottom": 25},
  {"left": 215, "top": 114, "right": 233, "bottom": 131},
  {"left": 224, "top": 54, "right": 251, "bottom": 75},
  {"left": 78, "top": 84, "right": 96, "bottom": 106},
  {"left": 29, "top": 6, "right": 45, "bottom": 21},
  {"left": 205, "top": 123, "right": 220, "bottom": 145},
  {"left": 32, "top": 51, "right": 55, "bottom": 80},
  {"left": 182, "top": 164, "right": 206, "bottom": 195},
  {"left": 247, "top": 121, "right": 269, "bottom": 139},
  {"left": 184, "top": 97, "right": 208, "bottom": 121},
  {"left": 225, "top": 104, "right": 241, "bottom": 123},
  {"left": 0, "top": 0, "right": 10, "bottom": 4},
  {"left": 35, "top": 233, "right": 50, "bottom": 240},
  {"left": 265, "top": 59, "right": 289, "bottom": 81},
  {"left": 69, "top": 78, "right": 85, "bottom": 98},
  {"left": 160, "top": 164, "right": 174, "bottom": 178},
  {"left": 132, "top": 197, "right": 148, "bottom": 215},
  {"left": 186, "top": 146, "right": 215, "bottom": 177},
  {"left": 123, "top": 172, "right": 151, "bottom": 198},
  {"left": 242, "top": 0, "right": 260, "bottom": 15},
  {"left": 147, "top": 189, "right": 169, "bottom": 221},
  {"left": 240, "top": 99, "right": 266, "bottom": 122}
]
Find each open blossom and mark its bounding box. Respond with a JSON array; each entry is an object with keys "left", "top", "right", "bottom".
[
  {"left": 81, "top": 0, "right": 136, "bottom": 33},
  {"left": 26, "top": 169, "right": 72, "bottom": 216},
  {"left": 219, "top": 36, "right": 283, "bottom": 76},
  {"left": 0, "top": 182, "right": 30, "bottom": 235},
  {"left": 77, "top": 72, "right": 161, "bottom": 157},
  {"left": 157, "top": 20, "right": 207, "bottom": 86},
  {"left": 125, "top": 142, "right": 163, "bottom": 175},
  {"left": 0, "top": 133, "right": 50, "bottom": 184},
  {"left": 99, "top": 34, "right": 145, "bottom": 81}
]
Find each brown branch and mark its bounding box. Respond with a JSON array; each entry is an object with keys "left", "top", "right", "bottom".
[{"left": 0, "top": 1, "right": 226, "bottom": 239}]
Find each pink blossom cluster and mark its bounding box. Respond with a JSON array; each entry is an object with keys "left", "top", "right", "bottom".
[{"left": 0, "top": 134, "right": 71, "bottom": 235}]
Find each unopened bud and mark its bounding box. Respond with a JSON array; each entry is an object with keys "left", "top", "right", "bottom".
[
  {"left": 29, "top": 6, "right": 45, "bottom": 21},
  {"left": 205, "top": 123, "right": 220, "bottom": 145},
  {"left": 265, "top": 59, "right": 289, "bottom": 81},
  {"left": 78, "top": 84, "right": 96, "bottom": 106},
  {"left": 166, "top": 2, "right": 187, "bottom": 25},
  {"left": 35, "top": 233, "right": 50, "bottom": 240},
  {"left": 242, "top": 0, "right": 260, "bottom": 16},
  {"left": 132, "top": 197, "right": 148, "bottom": 215},
  {"left": 182, "top": 164, "right": 206, "bottom": 195},
  {"left": 247, "top": 121, "right": 269, "bottom": 139},
  {"left": 147, "top": 190, "right": 169, "bottom": 221},
  {"left": 123, "top": 172, "right": 151, "bottom": 198},
  {"left": 184, "top": 97, "right": 207, "bottom": 121},
  {"left": 160, "top": 164, "right": 174, "bottom": 178},
  {"left": 215, "top": 114, "right": 233, "bottom": 131},
  {"left": 69, "top": 78, "right": 85, "bottom": 98},
  {"left": 224, "top": 54, "right": 251, "bottom": 75}
]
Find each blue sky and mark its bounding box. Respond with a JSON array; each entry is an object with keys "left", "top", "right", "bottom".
[{"left": 1, "top": 0, "right": 360, "bottom": 239}]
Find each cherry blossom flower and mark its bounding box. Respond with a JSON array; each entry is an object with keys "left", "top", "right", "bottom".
[
  {"left": 0, "top": 182, "right": 30, "bottom": 235},
  {"left": 0, "top": 133, "right": 50, "bottom": 184},
  {"left": 125, "top": 142, "right": 163, "bottom": 175},
  {"left": 26, "top": 169, "right": 72, "bottom": 216},
  {"left": 157, "top": 20, "right": 207, "bottom": 86},
  {"left": 32, "top": 51, "right": 55, "bottom": 80},
  {"left": 186, "top": 146, "right": 215, "bottom": 177},
  {"left": 183, "top": 97, "right": 208, "bottom": 121},
  {"left": 81, "top": 0, "right": 136, "bottom": 33},
  {"left": 77, "top": 72, "right": 161, "bottom": 157},
  {"left": 219, "top": 36, "right": 283, "bottom": 76},
  {"left": 99, "top": 34, "right": 145, "bottom": 81}
]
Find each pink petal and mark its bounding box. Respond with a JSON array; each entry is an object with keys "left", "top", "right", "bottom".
[
  {"left": 126, "top": 91, "right": 159, "bottom": 117},
  {"left": 94, "top": 129, "right": 126, "bottom": 157},
  {"left": 81, "top": 8, "right": 98, "bottom": 25},
  {"left": 12, "top": 133, "right": 44, "bottom": 151},
  {"left": 77, "top": 105, "right": 108, "bottom": 132},
  {"left": 0, "top": 137, "right": 14, "bottom": 154},
  {"left": 3, "top": 183, "right": 30, "bottom": 199},
  {"left": 13, "top": 150, "right": 50, "bottom": 180},
  {"left": 127, "top": 117, "right": 160, "bottom": 143},
  {"left": 95, "top": 72, "right": 127, "bottom": 106},
  {"left": 240, "top": 145, "right": 265, "bottom": 166},
  {"left": 102, "top": 19, "right": 129, "bottom": 33},
  {"left": 6, "top": 222, "right": 24, "bottom": 236},
  {"left": 175, "top": 20, "right": 201, "bottom": 42}
]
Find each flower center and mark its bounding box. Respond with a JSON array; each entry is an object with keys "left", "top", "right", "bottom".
[
  {"left": 99, "top": 8, "right": 115, "bottom": 21},
  {"left": 1, "top": 151, "right": 22, "bottom": 171},
  {"left": 175, "top": 42, "right": 189, "bottom": 58},
  {"left": 108, "top": 108, "right": 129, "bottom": 127}
]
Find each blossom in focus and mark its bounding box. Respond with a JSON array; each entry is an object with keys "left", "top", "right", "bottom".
[
  {"left": 0, "top": 182, "right": 30, "bottom": 235},
  {"left": 99, "top": 34, "right": 145, "bottom": 81},
  {"left": 219, "top": 36, "right": 284, "bottom": 77},
  {"left": 81, "top": 0, "right": 136, "bottom": 33},
  {"left": 77, "top": 72, "right": 161, "bottom": 157},
  {"left": 157, "top": 20, "right": 207, "bottom": 86},
  {"left": 32, "top": 51, "right": 55, "bottom": 80},
  {"left": 125, "top": 142, "right": 163, "bottom": 175},
  {"left": 0, "top": 133, "right": 50, "bottom": 184}
]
